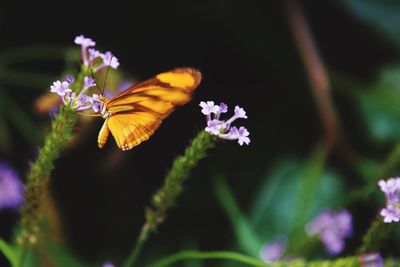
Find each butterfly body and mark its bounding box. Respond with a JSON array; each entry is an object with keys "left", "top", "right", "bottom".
[{"left": 96, "top": 68, "right": 201, "bottom": 151}]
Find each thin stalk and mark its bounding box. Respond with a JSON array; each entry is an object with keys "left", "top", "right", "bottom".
[{"left": 123, "top": 131, "right": 216, "bottom": 267}]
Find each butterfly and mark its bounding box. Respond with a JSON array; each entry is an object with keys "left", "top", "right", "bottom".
[{"left": 95, "top": 68, "right": 201, "bottom": 151}]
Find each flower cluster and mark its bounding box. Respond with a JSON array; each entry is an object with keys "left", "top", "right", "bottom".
[
  {"left": 306, "top": 210, "right": 352, "bottom": 255},
  {"left": 0, "top": 162, "right": 24, "bottom": 210},
  {"left": 74, "top": 35, "right": 119, "bottom": 71},
  {"left": 49, "top": 35, "right": 119, "bottom": 111},
  {"left": 200, "top": 101, "right": 250, "bottom": 145},
  {"left": 378, "top": 177, "right": 400, "bottom": 223}
]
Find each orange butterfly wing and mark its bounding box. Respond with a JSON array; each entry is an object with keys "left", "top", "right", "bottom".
[{"left": 98, "top": 68, "right": 201, "bottom": 150}]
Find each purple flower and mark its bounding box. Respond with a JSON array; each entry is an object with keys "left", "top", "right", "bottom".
[
  {"left": 200, "top": 101, "right": 220, "bottom": 117},
  {"left": 65, "top": 75, "right": 74, "bottom": 84},
  {"left": 229, "top": 126, "right": 250, "bottom": 146},
  {"left": 205, "top": 119, "right": 224, "bottom": 135},
  {"left": 102, "top": 262, "right": 114, "bottom": 267},
  {"left": 88, "top": 48, "right": 101, "bottom": 63},
  {"left": 75, "top": 35, "right": 96, "bottom": 65},
  {"left": 100, "top": 51, "right": 120, "bottom": 69},
  {"left": 378, "top": 178, "right": 400, "bottom": 194},
  {"left": 219, "top": 102, "right": 228, "bottom": 113},
  {"left": 306, "top": 210, "right": 352, "bottom": 255},
  {"left": 380, "top": 207, "right": 400, "bottom": 223},
  {"left": 359, "top": 253, "right": 383, "bottom": 267},
  {"left": 234, "top": 105, "right": 247, "bottom": 119},
  {"left": 84, "top": 76, "right": 96, "bottom": 88},
  {"left": 0, "top": 162, "right": 24, "bottom": 210},
  {"left": 378, "top": 177, "right": 400, "bottom": 223},
  {"left": 74, "top": 35, "right": 96, "bottom": 47},
  {"left": 50, "top": 80, "right": 72, "bottom": 97},
  {"left": 259, "top": 240, "right": 286, "bottom": 262},
  {"left": 200, "top": 100, "right": 250, "bottom": 146}
]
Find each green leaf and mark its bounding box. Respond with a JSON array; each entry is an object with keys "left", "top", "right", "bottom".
[
  {"left": 214, "top": 176, "right": 263, "bottom": 257},
  {"left": 290, "top": 146, "right": 327, "bottom": 230},
  {"left": 0, "top": 238, "right": 18, "bottom": 266},
  {"left": 355, "top": 66, "right": 400, "bottom": 142},
  {"left": 249, "top": 157, "right": 300, "bottom": 239}
]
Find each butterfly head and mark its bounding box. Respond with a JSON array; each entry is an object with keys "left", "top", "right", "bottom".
[{"left": 97, "top": 94, "right": 111, "bottom": 119}]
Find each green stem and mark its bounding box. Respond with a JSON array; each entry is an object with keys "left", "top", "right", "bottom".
[
  {"left": 358, "top": 216, "right": 395, "bottom": 253},
  {"left": 18, "top": 105, "right": 77, "bottom": 266},
  {"left": 17, "top": 242, "right": 27, "bottom": 267},
  {"left": 123, "top": 131, "right": 217, "bottom": 267},
  {"left": 124, "top": 224, "right": 152, "bottom": 267},
  {"left": 146, "top": 250, "right": 270, "bottom": 267}
]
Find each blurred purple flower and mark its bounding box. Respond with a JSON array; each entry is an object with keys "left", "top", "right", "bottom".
[
  {"left": 378, "top": 177, "right": 400, "bottom": 223},
  {"left": 259, "top": 239, "right": 286, "bottom": 262},
  {"left": 84, "top": 76, "right": 96, "bottom": 88},
  {"left": 0, "top": 162, "right": 24, "bottom": 210},
  {"left": 306, "top": 210, "right": 352, "bottom": 255},
  {"left": 359, "top": 253, "right": 383, "bottom": 267},
  {"left": 102, "top": 262, "right": 114, "bottom": 267},
  {"left": 200, "top": 101, "right": 250, "bottom": 146}
]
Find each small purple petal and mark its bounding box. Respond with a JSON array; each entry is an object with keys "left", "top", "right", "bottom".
[
  {"left": 237, "top": 126, "right": 250, "bottom": 145},
  {"left": 205, "top": 119, "right": 224, "bottom": 135},
  {"left": 200, "top": 101, "right": 220, "bottom": 115},
  {"left": 378, "top": 177, "right": 400, "bottom": 223},
  {"left": 100, "top": 51, "right": 120, "bottom": 69},
  {"left": 74, "top": 35, "right": 96, "bottom": 47},
  {"left": 65, "top": 75, "right": 74, "bottom": 84},
  {"left": 234, "top": 106, "right": 247, "bottom": 119},
  {"left": 378, "top": 178, "right": 400, "bottom": 194},
  {"left": 84, "top": 76, "right": 96, "bottom": 88},
  {"left": 219, "top": 102, "right": 228, "bottom": 113},
  {"left": 88, "top": 48, "right": 101, "bottom": 62},
  {"left": 91, "top": 94, "right": 103, "bottom": 113},
  {"left": 380, "top": 207, "right": 400, "bottom": 223},
  {"left": 0, "top": 162, "right": 24, "bottom": 210}
]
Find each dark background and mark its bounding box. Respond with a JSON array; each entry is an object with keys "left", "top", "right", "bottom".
[{"left": 0, "top": 0, "right": 397, "bottom": 265}]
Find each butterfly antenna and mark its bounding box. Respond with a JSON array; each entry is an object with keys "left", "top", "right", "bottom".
[
  {"left": 90, "top": 67, "right": 103, "bottom": 95},
  {"left": 102, "top": 56, "right": 113, "bottom": 95}
]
